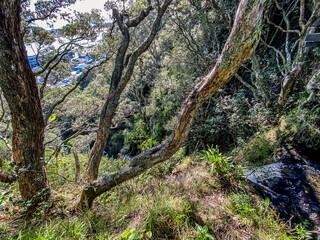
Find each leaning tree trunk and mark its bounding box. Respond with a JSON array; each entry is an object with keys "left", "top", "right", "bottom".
[
  {"left": 0, "top": 1, "right": 49, "bottom": 203},
  {"left": 78, "top": 0, "right": 269, "bottom": 210}
]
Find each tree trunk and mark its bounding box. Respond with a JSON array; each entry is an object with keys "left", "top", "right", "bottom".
[
  {"left": 0, "top": 1, "right": 49, "bottom": 203},
  {"left": 83, "top": 0, "right": 173, "bottom": 181},
  {"left": 78, "top": 0, "right": 269, "bottom": 210},
  {"left": 279, "top": 61, "right": 303, "bottom": 104},
  {"left": 73, "top": 149, "right": 81, "bottom": 183},
  {"left": 278, "top": 10, "right": 320, "bottom": 104}
]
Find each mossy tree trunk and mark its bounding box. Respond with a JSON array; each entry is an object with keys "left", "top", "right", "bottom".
[
  {"left": 78, "top": 0, "right": 270, "bottom": 210},
  {"left": 0, "top": 1, "right": 49, "bottom": 203}
]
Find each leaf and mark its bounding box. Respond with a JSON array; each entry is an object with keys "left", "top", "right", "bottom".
[
  {"left": 122, "top": 228, "right": 136, "bottom": 239},
  {"left": 48, "top": 113, "right": 57, "bottom": 123},
  {"left": 129, "top": 232, "right": 143, "bottom": 240}
]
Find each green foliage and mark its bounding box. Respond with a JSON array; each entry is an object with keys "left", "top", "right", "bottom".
[
  {"left": 229, "top": 194, "right": 269, "bottom": 227},
  {"left": 194, "top": 224, "right": 214, "bottom": 240},
  {"left": 0, "top": 154, "right": 302, "bottom": 240},
  {"left": 121, "top": 228, "right": 144, "bottom": 240},
  {"left": 124, "top": 87, "right": 182, "bottom": 156},
  {"left": 149, "top": 91, "right": 181, "bottom": 142},
  {"left": 200, "top": 146, "right": 245, "bottom": 184},
  {"left": 294, "top": 222, "right": 312, "bottom": 239},
  {"left": 237, "top": 133, "right": 277, "bottom": 166},
  {"left": 11, "top": 215, "right": 114, "bottom": 240},
  {"left": 278, "top": 107, "right": 320, "bottom": 150},
  {"left": 2, "top": 1, "right": 319, "bottom": 239},
  {"left": 228, "top": 193, "right": 312, "bottom": 239},
  {"left": 186, "top": 89, "right": 274, "bottom": 153},
  {"left": 0, "top": 191, "right": 14, "bottom": 210},
  {"left": 143, "top": 205, "right": 191, "bottom": 239},
  {"left": 124, "top": 119, "right": 156, "bottom": 155}
]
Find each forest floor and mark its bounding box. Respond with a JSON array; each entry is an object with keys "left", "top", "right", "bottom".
[{"left": 0, "top": 150, "right": 313, "bottom": 239}]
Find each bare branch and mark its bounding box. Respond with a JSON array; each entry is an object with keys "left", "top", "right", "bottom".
[
  {"left": 45, "top": 123, "right": 97, "bottom": 147},
  {"left": 300, "top": 0, "right": 305, "bottom": 28},
  {"left": 235, "top": 73, "right": 260, "bottom": 100},
  {"left": 39, "top": 49, "right": 71, "bottom": 99},
  {"left": 276, "top": 53, "right": 285, "bottom": 76},
  {"left": 261, "top": 39, "right": 287, "bottom": 73},
  {"left": 110, "top": 8, "right": 130, "bottom": 91},
  {"left": 119, "top": 0, "right": 173, "bottom": 91},
  {"left": 83, "top": 0, "right": 174, "bottom": 182},
  {"left": 267, "top": 20, "right": 300, "bottom": 35},
  {"left": 301, "top": 5, "right": 320, "bottom": 36},
  {"left": 44, "top": 58, "right": 110, "bottom": 125},
  {"left": 209, "top": 0, "right": 231, "bottom": 30},
  {"left": 0, "top": 135, "right": 12, "bottom": 151},
  {"left": 35, "top": 40, "right": 78, "bottom": 76}
]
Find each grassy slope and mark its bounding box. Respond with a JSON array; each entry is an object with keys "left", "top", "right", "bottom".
[{"left": 0, "top": 150, "right": 309, "bottom": 240}]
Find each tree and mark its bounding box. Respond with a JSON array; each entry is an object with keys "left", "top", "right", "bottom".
[
  {"left": 77, "top": 0, "right": 270, "bottom": 209},
  {"left": 0, "top": 0, "right": 269, "bottom": 211},
  {"left": 83, "top": 0, "right": 174, "bottom": 181},
  {"left": 0, "top": 1, "right": 49, "bottom": 203},
  {"left": 262, "top": 0, "right": 320, "bottom": 103},
  {"left": 0, "top": 0, "right": 175, "bottom": 205},
  {"left": 0, "top": 0, "right": 108, "bottom": 205}
]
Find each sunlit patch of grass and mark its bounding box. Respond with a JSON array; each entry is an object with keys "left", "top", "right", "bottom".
[
  {"left": 9, "top": 214, "right": 115, "bottom": 240},
  {"left": 227, "top": 193, "right": 308, "bottom": 239}
]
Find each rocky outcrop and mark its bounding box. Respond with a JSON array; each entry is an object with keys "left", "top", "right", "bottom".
[{"left": 246, "top": 146, "right": 320, "bottom": 229}]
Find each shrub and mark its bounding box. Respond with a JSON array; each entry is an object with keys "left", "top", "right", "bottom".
[
  {"left": 278, "top": 108, "right": 320, "bottom": 151},
  {"left": 200, "top": 146, "right": 245, "bottom": 185},
  {"left": 238, "top": 133, "right": 277, "bottom": 166}
]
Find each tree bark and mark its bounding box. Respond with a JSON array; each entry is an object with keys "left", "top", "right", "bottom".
[
  {"left": 0, "top": 1, "right": 49, "bottom": 203},
  {"left": 0, "top": 171, "right": 17, "bottom": 184},
  {"left": 83, "top": 0, "right": 173, "bottom": 181},
  {"left": 73, "top": 149, "right": 80, "bottom": 183},
  {"left": 78, "top": 0, "right": 269, "bottom": 210}
]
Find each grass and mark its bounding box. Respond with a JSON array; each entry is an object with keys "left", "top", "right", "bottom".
[{"left": 0, "top": 149, "right": 311, "bottom": 239}]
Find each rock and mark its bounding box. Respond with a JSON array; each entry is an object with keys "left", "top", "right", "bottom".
[{"left": 245, "top": 146, "right": 320, "bottom": 228}]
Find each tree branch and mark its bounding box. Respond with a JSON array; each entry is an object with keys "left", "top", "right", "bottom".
[
  {"left": 78, "top": 0, "right": 268, "bottom": 209},
  {"left": 39, "top": 49, "right": 71, "bottom": 99},
  {"left": 209, "top": 0, "right": 231, "bottom": 30},
  {"left": 0, "top": 92, "right": 5, "bottom": 123},
  {"left": 44, "top": 58, "right": 110, "bottom": 125},
  {"left": 299, "top": 0, "right": 305, "bottom": 28},
  {"left": 118, "top": 0, "right": 173, "bottom": 92},
  {"left": 261, "top": 39, "right": 287, "bottom": 73},
  {"left": 126, "top": 0, "right": 153, "bottom": 28},
  {"left": 0, "top": 135, "right": 12, "bottom": 151},
  {"left": 235, "top": 73, "right": 260, "bottom": 100},
  {"left": 267, "top": 20, "right": 300, "bottom": 35}
]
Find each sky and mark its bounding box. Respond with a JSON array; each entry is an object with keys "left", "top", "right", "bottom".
[
  {"left": 26, "top": 0, "right": 109, "bottom": 55},
  {"left": 68, "top": 0, "right": 107, "bottom": 13},
  {"left": 29, "top": 0, "right": 109, "bottom": 29}
]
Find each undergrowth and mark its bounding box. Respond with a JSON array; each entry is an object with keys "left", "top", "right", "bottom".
[{"left": 0, "top": 148, "right": 311, "bottom": 239}]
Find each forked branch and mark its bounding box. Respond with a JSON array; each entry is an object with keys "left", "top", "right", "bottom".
[{"left": 78, "top": 0, "right": 269, "bottom": 210}]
